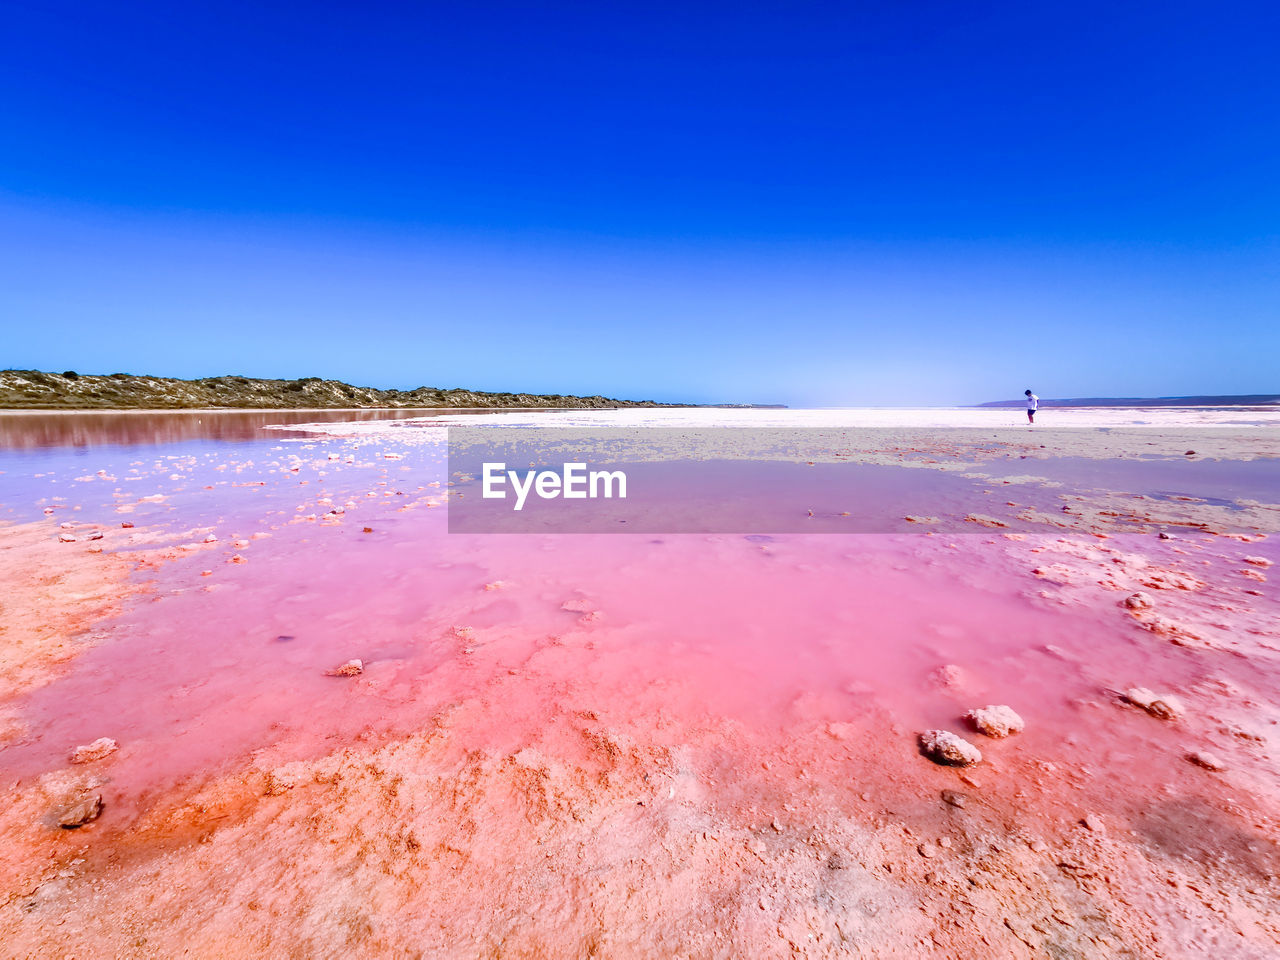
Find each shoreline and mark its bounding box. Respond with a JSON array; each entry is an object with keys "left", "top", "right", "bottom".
[
  {"left": 0, "top": 405, "right": 647, "bottom": 415},
  {"left": 3, "top": 402, "right": 1278, "bottom": 413}
]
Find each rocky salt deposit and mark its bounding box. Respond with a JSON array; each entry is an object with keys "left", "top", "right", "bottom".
[
  {"left": 965, "top": 704, "right": 1025, "bottom": 738},
  {"left": 69, "top": 738, "right": 117, "bottom": 763},
  {"left": 918, "top": 729, "right": 983, "bottom": 766},
  {"left": 1124, "top": 591, "right": 1155, "bottom": 610},
  {"left": 1187, "top": 750, "right": 1226, "bottom": 771},
  {"left": 1124, "top": 687, "right": 1187, "bottom": 720},
  {"left": 325, "top": 659, "right": 364, "bottom": 677},
  {"left": 55, "top": 793, "right": 102, "bottom": 828}
]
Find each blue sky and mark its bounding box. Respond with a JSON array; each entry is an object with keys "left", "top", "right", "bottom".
[{"left": 2, "top": 1, "right": 1277, "bottom": 405}]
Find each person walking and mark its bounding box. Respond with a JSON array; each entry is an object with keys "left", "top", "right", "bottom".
[{"left": 1025, "top": 389, "right": 1038, "bottom": 424}]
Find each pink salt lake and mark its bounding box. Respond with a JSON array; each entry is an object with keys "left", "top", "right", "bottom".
[{"left": 1, "top": 408, "right": 1277, "bottom": 842}]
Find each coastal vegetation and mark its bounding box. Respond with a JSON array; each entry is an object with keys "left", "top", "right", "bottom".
[{"left": 0, "top": 370, "right": 672, "bottom": 410}]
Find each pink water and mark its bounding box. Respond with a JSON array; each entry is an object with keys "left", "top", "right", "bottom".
[{"left": 3, "top": 412, "right": 1278, "bottom": 844}]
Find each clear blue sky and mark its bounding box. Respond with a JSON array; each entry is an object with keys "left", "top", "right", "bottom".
[{"left": 2, "top": 1, "right": 1277, "bottom": 406}]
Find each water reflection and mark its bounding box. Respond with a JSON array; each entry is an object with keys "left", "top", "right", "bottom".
[{"left": 0, "top": 409, "right": 446, "bottom": 450}]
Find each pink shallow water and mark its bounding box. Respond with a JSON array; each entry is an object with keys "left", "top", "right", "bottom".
[{"left": 3, "top": 419, "right": 1278, "bottom": 838}]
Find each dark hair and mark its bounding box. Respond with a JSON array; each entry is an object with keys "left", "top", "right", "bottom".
[{"left": 1024, "top": 389, "right": 1032, "bottom": 395}]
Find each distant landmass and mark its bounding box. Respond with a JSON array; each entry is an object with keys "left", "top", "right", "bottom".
[
  {"left": 0, "top": 370, "right": 680, "bottom": 410},
  {"left": 977, "top": 394, "right": 1280, "bottom": 408}
]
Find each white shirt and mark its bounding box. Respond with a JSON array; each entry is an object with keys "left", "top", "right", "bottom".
[{"left": 1026, "top": 393, "right": 1038, "bottom": 410}]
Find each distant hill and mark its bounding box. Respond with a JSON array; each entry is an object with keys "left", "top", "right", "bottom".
[
  {"left": 977, "top": 394, "right": 1280, "bottom": 408},
  {"left": 0, "top": 370, "right": 679, "bottom": 410}
]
